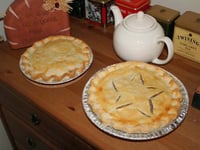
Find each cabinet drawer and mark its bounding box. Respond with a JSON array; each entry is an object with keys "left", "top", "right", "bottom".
[
  {"left": 0, "top": 83, "right": 95, "bottom": 150},
  {"left": 2, "top": 107, "right": 57, "bottom": 150}
]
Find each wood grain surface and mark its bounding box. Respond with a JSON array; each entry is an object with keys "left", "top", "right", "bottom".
[{"left": 0, "top": 16, "right": 200, "bottom": 150}]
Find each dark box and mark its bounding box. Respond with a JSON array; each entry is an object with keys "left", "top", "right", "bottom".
[{"left": 146, "top": 5, "right": 180, "bottom": 39}]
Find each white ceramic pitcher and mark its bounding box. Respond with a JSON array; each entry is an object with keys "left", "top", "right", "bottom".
[{"left": 111, "top": 5, "right": 174, "bottom": 64}]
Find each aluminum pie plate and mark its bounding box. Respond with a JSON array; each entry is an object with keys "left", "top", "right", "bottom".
[
  {"left": 19, "top": 48, "right": 93, "bottom": 85},
  {"left": 82, "top": 66, "right": 189, "bottom": 140}
]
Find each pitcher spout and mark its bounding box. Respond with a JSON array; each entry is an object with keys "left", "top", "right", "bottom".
[{"left": 110, "top": 5, "right": 123, "bottom": 28}]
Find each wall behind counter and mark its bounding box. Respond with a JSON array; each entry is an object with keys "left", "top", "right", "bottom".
[
  {"left": 0, "top": 0, "right": 199, "bottom": 40},
  {"left": 151, "top": 0, "right": 200, "bottom": 14},
  {"left": 0, "top": 0, "right": 14, "bottom": 40}
]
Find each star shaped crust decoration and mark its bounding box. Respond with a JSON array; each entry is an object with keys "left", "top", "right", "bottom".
[
  {"left": 112, "top": 73, "right": 164, "bottom": 117},
  {"left": 87, "top": 62, "right": 182, "bottom": 133}
]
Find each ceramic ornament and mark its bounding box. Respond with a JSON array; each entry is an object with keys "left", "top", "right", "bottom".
[{"left": 4, "top": 0, "right": 72, "bottom": 49}]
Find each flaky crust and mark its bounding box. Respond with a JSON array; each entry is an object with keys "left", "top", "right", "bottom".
[
  {"left": 87, "top": 61, "right": 182, "bottom": 133},
  {"left": 20, "top": 35, "right": 92, "bottom": 83}
]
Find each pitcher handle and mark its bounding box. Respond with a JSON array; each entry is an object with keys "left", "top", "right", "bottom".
[{"left": 152, "top": 37, "right": 174, "bottom": 65}]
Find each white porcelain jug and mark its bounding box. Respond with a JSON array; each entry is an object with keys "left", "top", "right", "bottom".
[{"left": 111, "top": 5, "right": 174, "bottom": 64}]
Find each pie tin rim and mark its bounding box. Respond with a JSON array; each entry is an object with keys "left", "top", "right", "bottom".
[
  {"left": 19, "top": 48, "right": 93, "bottom": 85},
  {"left": 82, "top": 63, "right": 189, "bottom": 140}
]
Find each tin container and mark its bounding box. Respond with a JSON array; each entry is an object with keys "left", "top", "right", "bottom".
[
  {"left": 115, "top": 0, "right": 150, "bottom": 17},
  {"left": 173, "top": 11, "right": 200, "bottom": 63},
  {"left": 85, "top": 0, "right": 114, "bottom": 27},
  {"left": 146, "top": 5, "right": 180, "bottom": 39}
]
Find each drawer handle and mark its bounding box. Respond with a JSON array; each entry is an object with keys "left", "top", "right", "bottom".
[
  {"left": 31, "top": 113, "right": 41, "bottom": 126},
  {"left": 27, "top": 137, "right": 37, "bottom": 148}
]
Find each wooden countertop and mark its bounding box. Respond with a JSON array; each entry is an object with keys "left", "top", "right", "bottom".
[{"left": 0, "top": 16, "right": 200, "bottom": 150}]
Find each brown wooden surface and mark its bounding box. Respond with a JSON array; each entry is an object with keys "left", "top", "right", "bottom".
[
  {"left": 0, "top": 82, "right": 95, "bottom": 149},
  {"left": 0, "top": 16, "right": 200, "bottom": 150},
  {"left": 2, "top": 107, "right": 58, "bottom": 150}
]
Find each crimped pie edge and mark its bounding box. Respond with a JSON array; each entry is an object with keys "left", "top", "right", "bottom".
[
  {"left": 87, "top": 61, "right": 182, "bottom": 133},
  {"left": 20, "top": 35, "right": 93, "bottom": 84}
]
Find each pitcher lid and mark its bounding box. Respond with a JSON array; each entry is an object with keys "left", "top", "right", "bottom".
[{"left": 123, "top": 11, "right": 157, "bottom": 32}]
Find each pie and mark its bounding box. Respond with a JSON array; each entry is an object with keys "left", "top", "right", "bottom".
[
  {"left": 20, "top": 35, "right": 92, "bottom": 83},
  {"left": 87, "top": 61, "right": 182, "bottom": 133}
]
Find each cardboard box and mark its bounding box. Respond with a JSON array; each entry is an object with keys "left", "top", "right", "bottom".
[
  {"left": 173, "top": 11, "right": 200, "bottom": 63},
  {"left": 146, "top": 5, "right": 180, "bottom": 39}
]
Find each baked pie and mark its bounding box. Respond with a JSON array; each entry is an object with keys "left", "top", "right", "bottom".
[
  {"left": 87, "top": 61, "right": 182, "bottom": 133},
  {"left": 20, "top": 35, "right": 92, "bottom": 84}
]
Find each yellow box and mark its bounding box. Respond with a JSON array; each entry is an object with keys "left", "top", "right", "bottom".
[{"left": 173, "top": 11, "right": 200, "bottom": 63}]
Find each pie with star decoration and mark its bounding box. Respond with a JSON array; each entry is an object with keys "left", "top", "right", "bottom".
[{"left": 87, "top": 61, "right": 182, "bottom": 133}]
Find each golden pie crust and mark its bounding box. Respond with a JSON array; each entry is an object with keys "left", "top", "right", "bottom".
[
  {"left": 20, "top": 35, "right": 92, "bottom": 83},
  {"left": 87, "top": 61, "right": 182, "bottom": 133}
]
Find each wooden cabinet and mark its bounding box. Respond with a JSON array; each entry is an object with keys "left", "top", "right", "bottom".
[
  {"left": 0, "top": 83, "right": 95, "bottom": 150},
  {"left": 1, "top": 16, "right": 200, "bottom": 150},
  {"left": 2, "top": 107, "right": 57, "bottom": 150}
]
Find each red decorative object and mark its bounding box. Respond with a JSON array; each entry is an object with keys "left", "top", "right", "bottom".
[
  {"left": 115, "top": 0, "right": 150, "bottom": 17},
  {"left": 4, "top": 0, "right": 71, "bottom": 49}
]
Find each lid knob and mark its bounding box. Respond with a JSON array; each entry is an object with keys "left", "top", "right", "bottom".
[
  {"left": 124, "top": 11, "right": 157, "bottom": 32},
  {"left": 137, "top": 11, "right": 144, "bottom": 21}
]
